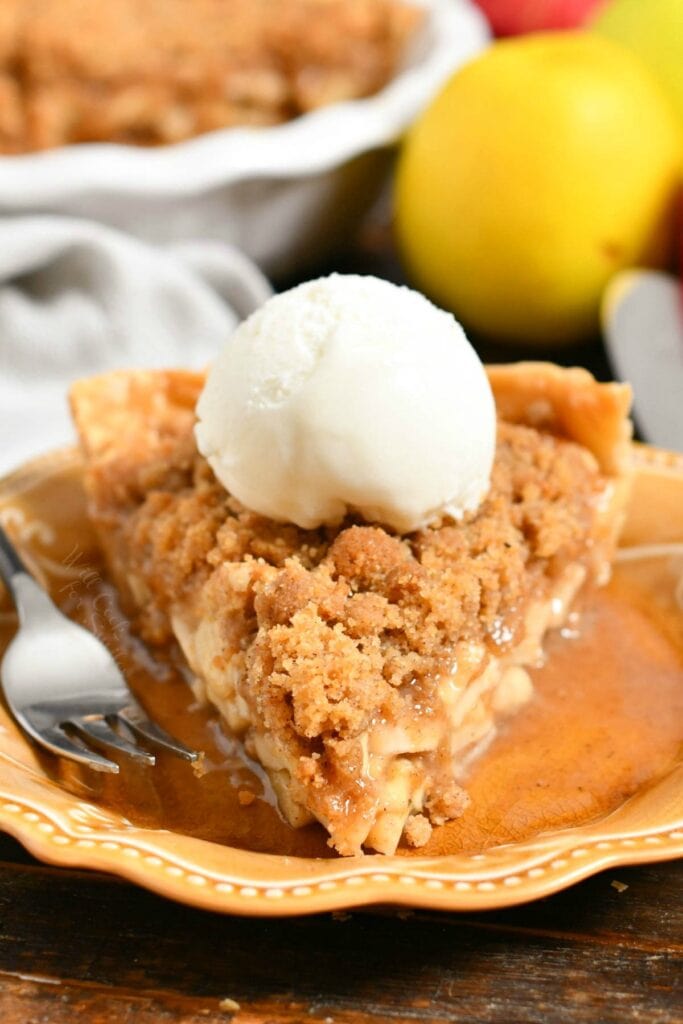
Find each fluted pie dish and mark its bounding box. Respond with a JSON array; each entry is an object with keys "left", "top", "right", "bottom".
[
  {"left": 0, "top": 362, "right": 681, "bottom": 915},
  {"left": 0, "top": 0, "right": 489, "bottom": 276}
]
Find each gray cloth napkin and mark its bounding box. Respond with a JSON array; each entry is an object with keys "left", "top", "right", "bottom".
[{"left": 0, "top": 217, "right": 272, "bottom": 474}]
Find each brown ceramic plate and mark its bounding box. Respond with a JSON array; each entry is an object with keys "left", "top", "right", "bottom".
[{"left": 0, "top": 446, "right": 681, "bottom": 917}]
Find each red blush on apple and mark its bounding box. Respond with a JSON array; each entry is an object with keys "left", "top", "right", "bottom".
[{"left": 473, "top": 0, "right": 605, "bottom": 36}]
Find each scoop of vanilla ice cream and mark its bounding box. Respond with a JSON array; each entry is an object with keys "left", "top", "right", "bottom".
[{"left": 195, "top": 275, "right": 496, "bottom": 533}]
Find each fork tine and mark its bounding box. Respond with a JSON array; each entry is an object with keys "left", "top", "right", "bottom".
[
  {"left": 69, "top": 717, "right": 156, "bottom": 767},
  {"left": 117, "top": 706, "right": 199, "bottom": 762},
  {"left": 41, "top": 725, "right": 120, "bottom": 774}
]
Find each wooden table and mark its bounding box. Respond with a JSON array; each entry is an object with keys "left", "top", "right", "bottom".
[
  {"left": 1, "top": 227, "right": 681, "bottom": 1023},
  {"left": 1, "top": 833, "right": 681, "bottom": 1022}
]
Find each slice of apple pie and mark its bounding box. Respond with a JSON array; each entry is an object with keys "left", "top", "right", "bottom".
[{"left": 70, "top": 363, "right": 632, "bottom": 855}]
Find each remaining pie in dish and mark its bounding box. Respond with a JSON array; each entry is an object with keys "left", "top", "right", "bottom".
[
  {"left": 0, "top": 0, "right": 422, "bottom": 152},
  {"left": 70, "top": 363, "right": 632, "bottom": 856}
]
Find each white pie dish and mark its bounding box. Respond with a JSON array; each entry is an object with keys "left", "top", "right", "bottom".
[{"left": 0, "top": 0, "right": 489, "bottom": 278}]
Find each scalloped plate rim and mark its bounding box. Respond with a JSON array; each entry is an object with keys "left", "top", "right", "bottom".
[{"left": 0, "top": 445, "right": 681, "bottom": 917}]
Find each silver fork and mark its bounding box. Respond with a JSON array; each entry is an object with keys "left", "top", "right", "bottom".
[{"left": 0, "top": 524, "right": 199, "bottom": 773}]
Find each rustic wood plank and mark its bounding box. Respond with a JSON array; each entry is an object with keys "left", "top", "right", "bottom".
[
  {"left": 0, "top": 975, "right": 240, "bottom": 1024},
  {"left": 0, "top": 944, "right": 680, "bottom": 1024},
  {"left": 0, "top": 858, "right": 680, "bottom": 1023},
  {"left": 0, "top": 832, "right": 43, "bottom": 865}
]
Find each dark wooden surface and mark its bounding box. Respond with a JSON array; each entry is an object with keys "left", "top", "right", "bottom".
[
  {"left": 0, "top": 832, "right": 681, "bottom": 1023},
  {"left": 1, "top": 224, "right": 681, "bottom": 1022}
]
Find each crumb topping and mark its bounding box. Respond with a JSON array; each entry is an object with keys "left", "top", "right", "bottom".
[
  {"left": 117, "top": 420, "right": 604, "bottom": 675},
  {"left": 425, "top": 781, "right": 471, "bottom": 827},
  {"left": 80, "top": 379, "right": 621, "bottom": 852},
  {"left": 403, "top": 813, "right": 432, "bottom": 848},
  {"left": 93, "top": 419, "right": 607, "bottom": 827},
  {"left": 72, "top": 365, "right": 630, "bottom": 853},
  {"left": 0, "top": 0, "right": 421, "bottom": 152}
]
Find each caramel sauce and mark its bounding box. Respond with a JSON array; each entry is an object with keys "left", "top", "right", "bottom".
[
  {"left": 425, "top": 556, "right": 683, "bottom": 856},
  {"left": 2, "top": 555, "right": 682, "bottom": 859}
]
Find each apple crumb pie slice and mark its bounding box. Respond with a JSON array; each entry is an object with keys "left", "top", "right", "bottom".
[{"left": 70, "top": 363, "right": 632, "bottom": 856}]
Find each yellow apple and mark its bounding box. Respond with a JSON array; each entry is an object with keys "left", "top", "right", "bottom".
[
  {"left": 395, "top": 33, "right": 682, "bottom": 346},
  {"left": 592, "top": 0, "right": 683, "bottom": 130}
]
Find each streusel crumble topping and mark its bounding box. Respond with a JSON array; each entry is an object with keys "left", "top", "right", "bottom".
[
  {"left": 95, "top": 421, "right": 604, "bottom": 831},
  {"left": 73, "top": 366, "right": 630, "bottom": 854},
  {"left": 0, "top": 0, "right": 421, "bottom": 151}
]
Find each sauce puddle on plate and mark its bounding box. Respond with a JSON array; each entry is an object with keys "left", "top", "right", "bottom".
[{"left": 2, "top": 553, "right": 683, "bottom": 859}]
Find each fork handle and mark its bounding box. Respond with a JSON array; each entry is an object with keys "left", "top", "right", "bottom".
[{"left": 0, "top": 524, "right": 29, "bottom": 600}]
